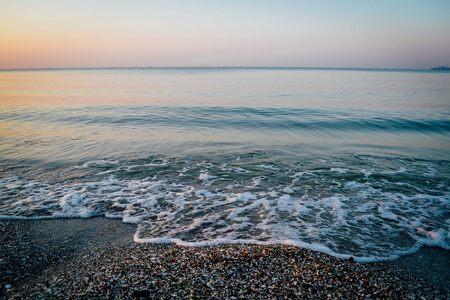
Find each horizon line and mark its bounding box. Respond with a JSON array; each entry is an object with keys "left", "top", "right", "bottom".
[{"left": 0, "top": 66, "right": 439, "bottom": 71}]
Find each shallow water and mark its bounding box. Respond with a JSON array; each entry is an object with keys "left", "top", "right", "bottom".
[{"left": 1, "top": 67, "right": 449, "bottom": 261}]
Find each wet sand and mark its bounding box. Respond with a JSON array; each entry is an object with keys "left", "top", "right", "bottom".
[
  {"left": 1, "top": 218, "right": 448, "bottom": 299},
  {"left": 0, "top": 218, "right": 137, "bottom": 290}
]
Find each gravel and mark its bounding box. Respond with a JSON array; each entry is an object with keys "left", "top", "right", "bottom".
[{"left": 1, "top": 219, "right": 448, "bottom": 299}]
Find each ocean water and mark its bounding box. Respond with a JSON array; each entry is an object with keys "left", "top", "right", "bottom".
[{"left": 0, "top": 67, "right": 449, "bottom": 261}]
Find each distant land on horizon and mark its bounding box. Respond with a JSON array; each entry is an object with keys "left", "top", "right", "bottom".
[{"left": 430, "top": 65, "right": 450, "bottom": 70}]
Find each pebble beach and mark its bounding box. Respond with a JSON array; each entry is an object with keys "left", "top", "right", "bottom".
[
  {"left": 1, "top": 219, "right": 449, "bottom": 299},
  {"left": 2, "top": 67, "right": 450, "bottom": 299}
]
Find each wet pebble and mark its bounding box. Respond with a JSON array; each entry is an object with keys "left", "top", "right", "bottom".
[{"left": 6, "top": 243, "right": 449, "bottom": 299}]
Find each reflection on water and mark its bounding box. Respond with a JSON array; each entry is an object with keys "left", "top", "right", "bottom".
[
  {"left": 1, "top": 68, "right": 450, "bottom": 164},
  {"left": 0, "top": 68, "right": 449, "bottom": 260}
]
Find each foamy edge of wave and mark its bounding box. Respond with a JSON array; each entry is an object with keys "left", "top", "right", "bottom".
[
  {"left": 0, "top": 213, "right": 447, "bottom": 263},
  {"left": 133, "top": 227, "right": 449, "bottom": 263}
]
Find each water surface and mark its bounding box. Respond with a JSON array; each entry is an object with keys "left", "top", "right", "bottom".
[{"left": 1, "top": 68, "right": 449, "bottom": 261}]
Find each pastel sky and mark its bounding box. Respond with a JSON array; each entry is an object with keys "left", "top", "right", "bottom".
[{"left": 1, "top": 0, "right": 449, "bottom": 69}]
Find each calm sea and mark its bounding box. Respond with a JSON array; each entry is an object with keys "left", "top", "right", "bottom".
[{"left": 0, "top": 67, "right": 449, "bottom": 261}]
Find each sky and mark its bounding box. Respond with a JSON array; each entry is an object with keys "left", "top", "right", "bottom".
[{"left": 1, "top": 0, "right": 449, "bottom": 69}]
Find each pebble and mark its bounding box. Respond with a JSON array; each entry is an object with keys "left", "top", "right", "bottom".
[
  {"left": 5, "top": 243, "right": 449, "bottom": 299},
  {"left": 1, "top": 219, "right": 449, "bottom": 299}
]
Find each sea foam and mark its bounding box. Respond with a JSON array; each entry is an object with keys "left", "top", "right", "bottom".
[{"left": 1, "top": 155, "right": 448, "bottom": 262}]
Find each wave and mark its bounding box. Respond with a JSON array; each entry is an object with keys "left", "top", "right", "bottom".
[
  {"left": 1, "top": 155, "right": 448, "bottom": 262},
  {"left": 4, "top": 106, "right": 450, "bottom": 135}
]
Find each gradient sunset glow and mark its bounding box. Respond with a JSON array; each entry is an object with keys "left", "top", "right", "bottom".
[{"left": 1, "top": 0, "right": 449, "bottom": 69}]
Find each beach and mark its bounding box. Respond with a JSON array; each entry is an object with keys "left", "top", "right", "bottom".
[
  {"left": 1, "top": 68, "right": 449, "bottom": 299},
  {"left": 1, "top": 218, "right": 448, "bottom": 299}
]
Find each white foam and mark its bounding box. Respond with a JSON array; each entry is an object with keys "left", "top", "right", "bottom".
[
  {"left": 330, "top": 168, "right": 347, "bottom": 173},
  {"left": 321, "top": 196, "right": 348, "bottom": 222},
  {"left": 291, "top": 171, "right": 314, "bottom": 178},
  {"left": 198, "top": 172, "right": 218, "bottom": 181},
  {"left": 282, "top": 186, "right": 294, "bottom": 194},
  {"left": 233, "top": 167, "right": 251, "bottom": 174},
  {"left": 76, "top": 160, "right": 120, "bottom": 168},
  {"left": 277, "top": 194, "right": 295, "bottom": 211},
  {"left": 226, "top": 192, "right": 256, "bottom": 203},
  {"left": 257, "top": 164, "right": 280, "bottom": 171},
  {"left": 1, "top": 156, "right": 449, "bottom": 263},
  {"left": 178, "top": 167, "right": 189, "bottom": 176},
  {"left": 381, "top": 167, "right": 408, "bottom": 174},
  {"left": 97, "top": 170, "right": 117, "bottom": 175},
  {"left": 123, "top": 215, "right": 144, "bottom": 224},
  {"left": 361, "top": 169, "right": 373, "bottom": 177},
  {"left": 56, "top": 194, "right": 98, "bottom": 218},
  {"left": 132, "top": 232, "right": 410, "bottom": 262},
  {"left": 244, "top": 177, "right": 263, "bottom": 189},
  {"left": 126, "top": 160, "right": 169, "bottom": 171}
]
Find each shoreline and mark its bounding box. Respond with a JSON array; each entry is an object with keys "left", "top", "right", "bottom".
[{"left": 1, "top": 218, "right": 449, "bottom": 299}]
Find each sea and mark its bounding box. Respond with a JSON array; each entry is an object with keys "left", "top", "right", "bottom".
[{"left": 0, "top": 67, "right": 449, "bottom": 262}]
